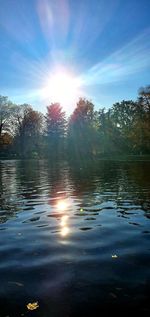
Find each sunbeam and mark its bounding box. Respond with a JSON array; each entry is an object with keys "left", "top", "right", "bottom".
[{"left": 1, "top": 0, "right": 150, "bottom": 110}]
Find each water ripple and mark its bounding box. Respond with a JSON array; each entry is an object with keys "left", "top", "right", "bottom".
[{"left": 0, "top": 160, "right": 150, "bottom": 315}]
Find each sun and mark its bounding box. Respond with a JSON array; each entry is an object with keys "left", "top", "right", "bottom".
[{"left": 41, "top": 69, "right": 82, "bottom": 110}]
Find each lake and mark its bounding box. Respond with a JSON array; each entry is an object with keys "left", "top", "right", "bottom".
[{"left": 0, "top": 159, "right": 150, "bottom": 316}]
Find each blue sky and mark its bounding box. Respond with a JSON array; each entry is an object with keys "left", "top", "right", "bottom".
[{"left": 0, "top": 0, "right": 150, "bottom": 113}]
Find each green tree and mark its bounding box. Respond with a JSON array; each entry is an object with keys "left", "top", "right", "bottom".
[
  {"left": 46, "top": 103, "right": 66, "bottom": 158},
  {"left": 110, "top": 100, "right": 137, "bottom": 153},
  {"left": 94, "top": 108, "right": 117, "bottom": 154},
  {"left": 133, "top": 86, "right": 150, "bottom": 154}
]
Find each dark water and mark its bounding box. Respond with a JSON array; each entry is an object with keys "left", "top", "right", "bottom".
[{"left": 0, "top": 159, "right": 150, "bottom": 316}]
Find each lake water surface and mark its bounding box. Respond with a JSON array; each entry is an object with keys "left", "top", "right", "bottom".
[{"left": 0, "top": 160, "right": 150, "bottom": 316}]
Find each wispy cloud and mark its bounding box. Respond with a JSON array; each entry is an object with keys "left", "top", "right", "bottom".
[
  {"left": 4, "top": 28, "right": 150, "bottom": 110},
  {"left": 80, "top": 28, "right": 150, "bottom": 86}
]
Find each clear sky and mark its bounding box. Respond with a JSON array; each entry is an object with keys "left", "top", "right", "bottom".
[{"left": 0, "top": 0, "right": 150, "bottom": 113}]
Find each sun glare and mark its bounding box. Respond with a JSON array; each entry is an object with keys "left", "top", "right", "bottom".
[
  {"left": 56, "top": 200, "right": 68, "bottom": 212},
  {"left": 42, "top": 69, "right": 81, "bottom": 109}
]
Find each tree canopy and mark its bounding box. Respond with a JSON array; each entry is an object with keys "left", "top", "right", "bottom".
[{"left": 0, "top": 85, "right": 150, "bottom": 159}]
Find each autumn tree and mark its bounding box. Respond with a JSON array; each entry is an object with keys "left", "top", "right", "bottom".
[{"left": 67, "top": 98, "right": 97, "bottom": 158}]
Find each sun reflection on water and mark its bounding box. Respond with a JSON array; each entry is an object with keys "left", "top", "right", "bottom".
[
  {"left": 61, "top": 226, "right": 70, "bottom": 237},
  {"left": 60, "top": 215, "right": 69, "bottom": 226},
  {"left": 55, "top": 199, "right": 70, "bottom": 237},
  {"left": 56, "top": 200, "right": 68, "bottom": 212},
  {"left": 60, "top": 214, "right": 69, "bottom": 237}
]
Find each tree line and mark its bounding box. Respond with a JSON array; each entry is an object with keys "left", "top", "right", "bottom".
[{"left": 0, "top": 85, "right": 150, "bottom": 159}]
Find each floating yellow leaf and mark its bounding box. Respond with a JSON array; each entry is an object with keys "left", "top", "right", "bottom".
[
  {"left": 112, "top": 254, "right": 118, "bottom": 258},
  {"left": 27, "top": 302, "right": 39, "bottom": 311},
  {"left": 80, "top": 208, "right": 83, "bottom": 212},
  {"left": 8, "top": 281, "right": 24, "bottom": 287},
  {"left": 109, "top": 292, "right": 117, "bottom": 299}
]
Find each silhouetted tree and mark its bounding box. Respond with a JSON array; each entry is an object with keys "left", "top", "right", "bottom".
[{"left": 14, "top": 105, "right": 43, "bottom": 157}]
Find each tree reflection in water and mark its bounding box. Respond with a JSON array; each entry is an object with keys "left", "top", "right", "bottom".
[{"left": 0, "top": 159, "right": 150, "bottom": 224}]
